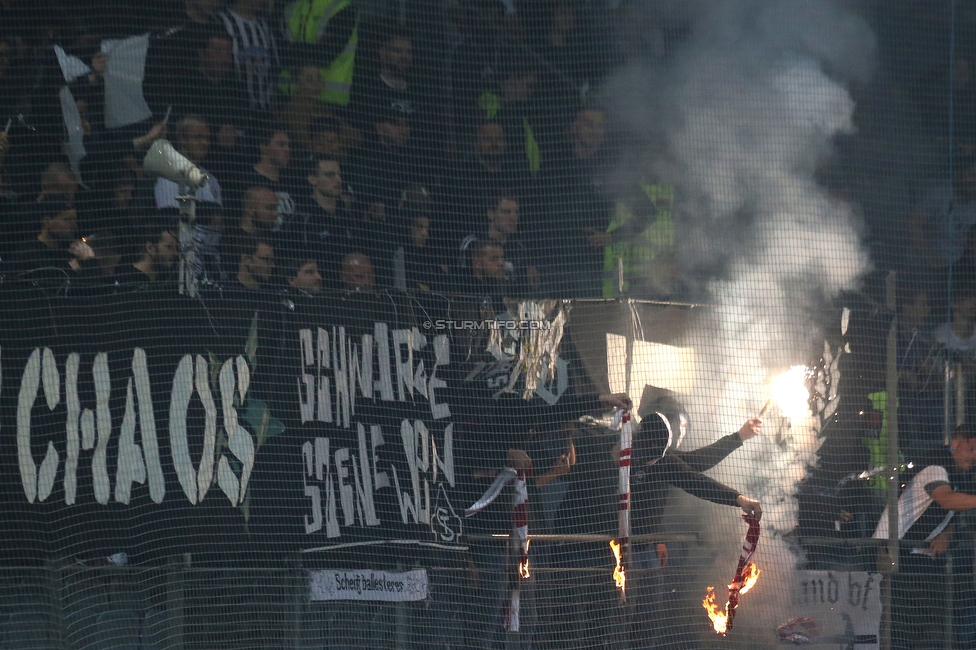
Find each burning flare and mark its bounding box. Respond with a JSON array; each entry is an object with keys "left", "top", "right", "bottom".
[
  {"left": 702, "top": 562, "right": 762, "bottom": 635},
  {"left": 518, "top": 559, "right": 530, "bottom": 579},
  {"left": 770, "top": 366, "right": 811, "bottom": 422},
  {"left": 609, "top": 539, "right": 626, "bottom": 591}
]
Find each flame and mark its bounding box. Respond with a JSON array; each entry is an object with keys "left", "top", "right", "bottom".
[
  {"left": 770, "top": 365, "right": 811, "bottom": 421},
  {"left": 518, "top": 559, "right": 530, "bottom": 579},
  {"left": 738, "top": 562, "right": 761, "bottom": 595},
  {"left": 702, "top": 586, "right": 729, "bottom": 635},
  {"left": 609, "top": 540, "right": 626, "bottom": 591},
  {"left": 701, "top": 562, "right": 761, "bottom": 635}
]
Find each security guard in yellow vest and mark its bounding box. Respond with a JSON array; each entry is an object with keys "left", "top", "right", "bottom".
[
  {"left": 601, "top": 180, "right": 675, "bottom": 298},
  {"left": 281, "top": 0, "right": 359, "bottom": 106}
]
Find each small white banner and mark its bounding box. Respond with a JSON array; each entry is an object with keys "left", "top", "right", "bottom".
[
  {"left": 789, "top": 571, "right": 881, "bottom": 649},
  {"left": 309, "top": 569, "right": 428, "bottom": 602}
]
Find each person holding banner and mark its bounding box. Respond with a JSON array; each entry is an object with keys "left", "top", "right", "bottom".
[{"left": 459, "top": 390, "right": 632, "bottom": 650}]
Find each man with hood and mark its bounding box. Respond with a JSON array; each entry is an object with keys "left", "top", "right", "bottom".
[{"left": 629, "top": 397, "right": 763, "bottom": 647}]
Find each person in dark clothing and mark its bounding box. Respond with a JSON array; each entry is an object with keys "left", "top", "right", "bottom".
[
  {"left": 230, "top": 124, "right": 300, "bottom": 223},
  {"left": 631, "top": 410, "right": 763, "bottom": 557},
  {"left": 279, "top": 156, "right": 355, "bottom": 283},
  {"left": 149, "top": 26, "right": 249, "bottom": 170},
  {"left": 873, "top": 424, "right": 976, "bottom": 650},
  {"left": 8, "top": 198, "right": 78, "bottom": 280},
  {"left": 454, "top": 345, "right": 631, "bottom": 650},
  {"left": 628, "top": 407, "right": 763, "bottom": 649},
  {"left": 113, "top": 219, "right": 179, "bottom": 290}
]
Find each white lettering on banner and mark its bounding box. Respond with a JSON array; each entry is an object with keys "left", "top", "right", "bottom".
[
  {"left": 216, "top": 357, "right": 255, "bottom": 505},
  {"left": 169, "top": 355, "right": 218, "bottom": 505},
  {"left": 298, "top": 324, "right": 414, "bottom": 426},
  {"left": 9, "top": 347, "right": 255, "bottom": 508},
  {"left": 790, "top": 571, "right": 880, "bottom": 649},
  {"left": 308, "top": 569, "right": 428, "bottom": 602},
  {"left": 302, "top": 419, "right": 457, "bottom": 535},
  {"left": 296, "top": 324, "right": 459, "bottom": 540}
]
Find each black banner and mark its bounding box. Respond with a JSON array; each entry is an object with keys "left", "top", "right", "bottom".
[{"left": 0, "top": 286, "right": 585, "bottom": 566}]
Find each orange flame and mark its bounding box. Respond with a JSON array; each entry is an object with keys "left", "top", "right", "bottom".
[
  {"left": 701, "top": 562, "right": 761, "bottom": 635},
  {"left": 739, "top": 562, "right": 761, "bottom": 595},
  {"left": 609, "top": 540, "right": 626, "bottom": 591},
  {"left": 518, "top": 559, "right": 530, "bottom": 579},
  {"left": 702, "top": 586, "right": 729, "bottom": 635}
]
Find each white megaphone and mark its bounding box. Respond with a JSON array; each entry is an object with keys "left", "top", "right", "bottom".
[{"left": 142, "top": 138, "right": 208, "bottom": 189}]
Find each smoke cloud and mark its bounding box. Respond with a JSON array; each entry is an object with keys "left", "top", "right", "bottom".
[{"left": 600, "top": 0, "right": 875, "bottom": 644}]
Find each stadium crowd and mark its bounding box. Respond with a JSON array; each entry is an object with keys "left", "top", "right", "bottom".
[{"left": 0, "top": 0, "right": 676, "bottom": 301}]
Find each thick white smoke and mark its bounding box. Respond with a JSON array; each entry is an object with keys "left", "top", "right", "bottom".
[{"left": 601, "top": 0, "right": 875, "bottom": 645}]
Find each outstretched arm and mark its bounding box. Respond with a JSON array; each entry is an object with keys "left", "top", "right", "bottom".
[
  {"left": 657, "top": 454, "right": 762, "bottom": 520},
  {"left": 675, "top": 418, "right": 761, "bottom": 472}
]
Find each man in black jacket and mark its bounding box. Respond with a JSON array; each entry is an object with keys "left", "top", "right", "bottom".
[{"left": 629, "top": 404, "right": 763, "bottom": 649}]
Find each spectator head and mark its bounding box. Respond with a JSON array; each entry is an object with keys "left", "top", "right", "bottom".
[
  {"left": 632, "top": 412, "right": 674, "bottom": 467},
  {"left": 133, "top": 219, "right": 179, "bottom": 281},
  {"left": 242, "top": 186, "right": 280, "bottom": 233},
  {"left": 377, "top": 29, "right": 413, "bottom": 76},
  {"left": 111, "top": 169, "right": 138, "bottom": 210},
  {"left": 198, "top": 30, "right": 234, "bottom": 82},
  {"left": 309, "top": 116, "right": 343, "bottom": 157},
  {"left": 254, "top": 124, "right": 291, "bottom": 171},
  {"left": 0, "top": 35, "right": 12, "bottom": 81},
  {"left": 294, "top": 63, "right": 325, "bottom": 100},
  {"left": 284, "top": 255, "right": 323, "bottom": 295},
  {"left": 408, "top": 214, "right": 429, "bottom": 249},
  {"left": 570, "top": 107, "right": 607, "bottom": 159},
  {"left": 38, "top": 161, "right": 78, "bottom": 203},
  {"left": 186, "top": 0, "right": 220, "bottom": 22},
  {"left": 232, "top": 233, "right": 275, "bottom": 290},
  {"left": 951, "top": 423, "right": 976, "bottom": 470},
  {"left": 307, "top": 157, "right": 343, "bottom": 198},
  {"left": 36, "top": 198, "right": 78, "bottom": 247},
  {"left": 499, "top": 59, "right": 539, "bottom": 104},
  {"left": 950, "top": 277, "right": 976, "bottom": 324},
  {"left": 340, "top": 252, "right": 375, "bottom": 292},
  {"left": 175, "top": 115, "right": 211, "bottom": 164},
  {"left": 547, "top": 0, "right": 578, "bottom": 37},
  {"left": 470, "top": 240, "right": 505, "bottom": 282},
  {"left": 475, "top": 122, "right": 507, "bottom": 158},
  {"left": 487, "top": 190, "right": 519, "bottom": 236},
  {"left": 953, "top": 155, "right": 976, "bottom": 200},
  {"left": 373, "top": 104, "right": 412, "bottom": 149}
]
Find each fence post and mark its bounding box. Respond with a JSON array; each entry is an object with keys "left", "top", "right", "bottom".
[
  {"left": 946, "top": 549, "right": 955, "bottom": 650},
  {"left": 395, "top": 561, "right": 407, "bottom": 649},
  {"left": 881, "top": 270, "right": 899, "bottom": 650},
  {"left": 293, "top": 558, "right": 304, "bottom": 650},
  {"left": 165, "top": 554, "right": 186, "bottom": 649}
]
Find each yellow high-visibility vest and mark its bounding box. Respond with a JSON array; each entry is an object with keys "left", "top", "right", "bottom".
[
  {"left": 602, "top": 180, "right": 675, "bottom": 298},
  {"left": 282, "top": 0, "right": 359, "bottom": 106}
]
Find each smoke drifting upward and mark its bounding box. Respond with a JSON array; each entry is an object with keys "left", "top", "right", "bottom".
[{"left": 600, "top": 0, "right": 875, "bottom": 644}]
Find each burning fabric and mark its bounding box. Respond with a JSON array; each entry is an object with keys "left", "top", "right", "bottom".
[
  {"left": 702, "top": 515, "right": 761, "bottom": 635},
  {"left": 465, "top": 465, "right": 531, "bottom": 632}
]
